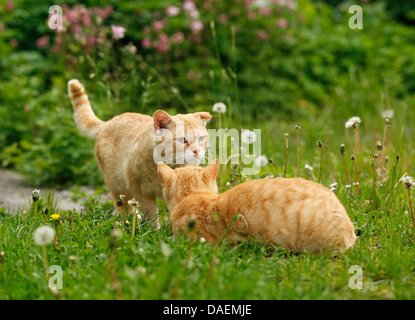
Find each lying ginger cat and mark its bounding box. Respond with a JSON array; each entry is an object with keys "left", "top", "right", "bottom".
[{"left": 157, "top": 160, "right": 357, "bottom": 254}]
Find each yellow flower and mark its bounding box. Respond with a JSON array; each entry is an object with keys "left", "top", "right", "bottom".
[{"left": 50, "top": 213, "right": 60, "bottom": 221}]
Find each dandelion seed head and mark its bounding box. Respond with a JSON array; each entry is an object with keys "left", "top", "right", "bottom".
[
  {"left": 400, "top": 174, "right": 414, "bottom": 189},
  {"left": 34, "top": 226, "right": 55, "bottom": 246},
  {"left": 255, "top": 155, "right": 268, "bottom": 167},
  {"left": 345, "top": 116, "right": 361, "bottom": 129},
  {"left": 382, "top": 109, "right": 394, "bottom": 119},
  {"left": 241, "top": 130, "right": 257, "bottom": 144},
  {"left": 212, "top": 102, "right": 226, "bottom": 113}
]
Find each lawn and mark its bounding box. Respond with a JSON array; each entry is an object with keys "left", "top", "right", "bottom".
[{"left": 1, "top": 0, "right": 415, "bottom": 301}]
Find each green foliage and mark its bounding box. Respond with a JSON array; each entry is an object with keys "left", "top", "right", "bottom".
[{"left": 0, "top": 0, "right": 415, "bottom": 187}]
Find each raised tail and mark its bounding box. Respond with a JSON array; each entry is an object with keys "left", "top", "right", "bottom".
[{"left": 68, "top": 79, "right": 104, "bottom": 140}]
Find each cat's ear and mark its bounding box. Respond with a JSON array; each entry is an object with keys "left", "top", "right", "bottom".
[
  {"left": 194, "top": 112, "right": 212, "bottom": 127},
  {"left": 203, "top": 159, "right": 218, "bottom": 181},
  {"left": 157, "top": 161, "right": 174, "bottom": 183},
  {"left": 154, "top": 110, "right": 173, "bottom": 130}
]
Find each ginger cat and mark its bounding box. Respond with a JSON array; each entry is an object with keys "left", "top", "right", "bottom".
[
  {"left": 158, "top": 160, "right": 357, "bottom": 254},
  {"left": 68, "top": 79, "right": 212, "bottom": 228}
]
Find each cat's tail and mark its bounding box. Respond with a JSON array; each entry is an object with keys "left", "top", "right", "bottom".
[{"left": 68, "top": 79, "right": 104, "bottom": 140}]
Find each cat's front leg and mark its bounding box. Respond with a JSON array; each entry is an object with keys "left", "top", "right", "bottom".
[{"left": 135, "top": 196, "right": 160, "bottom": 231}]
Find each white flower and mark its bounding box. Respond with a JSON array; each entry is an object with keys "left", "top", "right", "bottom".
[
  {"left": 255, "top": 155, "right": 268, "bottom": 167},
  {"left": 329, "top": 182, "right": 337, "bottom": 191},
  {"left": 34, "top": 226, "right": 55, "bottom": 246},
  {"left": 382, "top": 109, "right": 394, "bottom": 119},
  {"left": 305, "top": 164, "right": 313, "bottom": 172},
  {"left": 241, "top": 130, "right": 257, "bottom": 144},
  {"left": 400, "top": 173, "right": 414, "bottom": 189},
  {"left": 128, "top": 198, "right": 139, "bottom": 207},
  {"left": 212, "top": 102, "right": 226, "bottom": 113},
  {"left": 200, "top": 237, "right": 206, "bottom": 243},
  {"left": 345, "top": 116, "right": 361, "bottom": 129}
]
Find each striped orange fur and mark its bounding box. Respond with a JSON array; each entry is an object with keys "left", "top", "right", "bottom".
[
  {"left": 67, "top": 79, "right": 212, "bottom": 228},
  {"left": 158, "top": 160, "right": 357, "bottom": 254}
]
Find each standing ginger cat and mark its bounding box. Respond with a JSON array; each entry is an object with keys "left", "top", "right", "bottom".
[
  {"left": 158, "top": 160, "right": 357, "bottom": 254},
  {"left": 68, "top": 79, "right": 211, "bottom": 228}
]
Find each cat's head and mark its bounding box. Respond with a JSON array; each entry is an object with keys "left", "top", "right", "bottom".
[
  {"left": 152, "top": 110, "right": 212, "bottom": 166},
  {"left": 157, "top": 159, "right": 218, "bottom": 205}
]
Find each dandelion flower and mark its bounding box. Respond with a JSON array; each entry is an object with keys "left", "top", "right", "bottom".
[
  {"left": 50, "top": 213, "right": 60, "bottom": 221},
  {"left": 345, "top": 116, "right": 361, "bottom": 129},
  {"left": 400, "top": 174, "right": 414, "bottom": 189},
  {"left": 128, "top": 198, "right": 140, "bottom": 207},
  {"left": 212, "top": 102, "right": 226, "bottom": 113},
  {"left": 241, "top": 130, "right": 257, "bottom": 144},
  {"left": 255, "top": 155, "right": 268, "bottom": 167},
  {"left": 32, "top": 189, "right": 40, "bottom": 202},
  {"left": 382, "top": 109, "right": 394, "bottom": 119},
  {"left": 34, "top": 226, "right": 55, "bottom": 246}
]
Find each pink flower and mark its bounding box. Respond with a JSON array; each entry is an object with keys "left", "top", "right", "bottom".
[
  {"left": 143, "top": 27, "right": 150, "bottom": 34},
  {"left": 5, "top": 1, "right": 14, "bottom": 11},
  {"left": 10, "top": 39, "right": 18, "bottom": 48},
  {"left": 277, "top": 18, "right": 288, "bottom": 28},
  {"left": 159, "top": 33, "right": 168, "bottom": 43},
  {"left": 72, "top": 24, "right": 82, "bottom": 33},
  {"left": 188, "top": 9, "right": 200, "bottom": 19},
  {"left": 183, "top": 1, "right": 196, "bottom": 12},
  {"left": 285, "top": 0, "right": 295, "bottom": 10},
  {"left": 190, "top": 20, "right": 203, "bottom": 34},
  {"left": 0, "top": 23, "right": 4, "bottom": 32},
  {"left": 142, "top": 38, "right": 151, "bottom": 48},
  {"left": 24, "top": 105, "right": 30, "bottom": 112},
  {"left": 36, "top": 36, "right": 49, "bottom": 49},
  {"left": 111, "top": 25, "right": 126, "bottom": 40},
  {"left": 219, "top": 14, "right": 228, "bottom": 23},
  {"left": 99, "top": 6, "right": 113, "bottom": 18},
  {"left": 66, "top": 10, "right": 77, "bottom": 23},
  {"left": 257, "top": 30, "right": 269, "bottom": 40},
  {"left": 187, "top": 70, "right": 202, "bottom": 81},
  {"left": 82, "top": 15, "right": 92, "bottom": 26},
  {"left": 171, "top": 32, "right": 184, "bottom": 44},
  {"left": 126, "top": 43, "right": 137, "bottom": 54},
  {"left": 166, "top": 6, "right": 180, "bottom": 17},
  {"left": 258, "top": 7, "right": 272, "bottom": 16},
  {"left": 153, "top": 20, "right": 165, "bottom": 31}
]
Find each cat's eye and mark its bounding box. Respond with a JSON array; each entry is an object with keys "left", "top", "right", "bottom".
[
  {"left": 177, "top": 137, "right": 187, "bottom": 144},
  {"left": 198, "top": 136, "right": 205, "bottom": 142}
]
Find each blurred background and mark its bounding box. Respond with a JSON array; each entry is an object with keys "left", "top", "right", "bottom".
[{"left": 0, "top": 0, "right": 415, "bottom": 188}]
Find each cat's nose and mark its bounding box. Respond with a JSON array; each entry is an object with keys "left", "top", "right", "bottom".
[{"left": 193, "top": 149, "right": 199, "bottom": 157}]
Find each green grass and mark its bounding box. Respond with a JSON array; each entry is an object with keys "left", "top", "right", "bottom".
[{"left": 1, "top": 110, "right": 415, "bottom": 300}]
